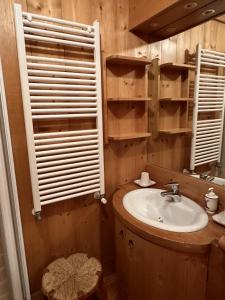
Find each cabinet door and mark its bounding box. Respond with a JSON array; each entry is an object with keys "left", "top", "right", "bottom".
[{"left": 115, "top": 219, "right": 207, "bottom": 300}]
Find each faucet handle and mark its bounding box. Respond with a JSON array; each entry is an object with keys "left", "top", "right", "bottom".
[{"left": 164, "top": 182, "right": 179, "bottom": 193}]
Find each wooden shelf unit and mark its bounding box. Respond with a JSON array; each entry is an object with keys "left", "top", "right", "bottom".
[
  {"left": 160, "top": 62, "right": 196, "bottom": 71},
  {"left": 106, "top": 55, "right": 151, "bottom": 66},
  {"left": 107, "top": 97, "right": 152, "bottom": 102},
  {"left": 158, "top": 128, "right": 192, "bottom": 135},
  {"left": 159, "top": 97, "right": 193, "bottom": 102},
  {"left": 151, "top": 58, "right": 194, "bottom": 135},
  {"left": 108, "top": 132, "right": 151, "bottom": 141},
  {"left": 105, "top": 55, "right": 151, "bottom": 142}
]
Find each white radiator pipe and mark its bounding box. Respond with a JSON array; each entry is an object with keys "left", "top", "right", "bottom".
[
  {"left": 38, "top": 165, "right": 100, "bottom": 184},
  {"left": 24, "top": 34, "right": 95, "bottom": 49},
  {"left": 39, "top": 173, "right": 100, "bottom": 190},
  {"left": 36, "top": 145, "right": 98, "bottom": 157},
  {"left": 22, "top": 11, "right": 94, "bottom": 31},
  {"left": 24, "top": 26, "right": 94, "bottom": 44},
  {"left": 37, "top": 160, "right": 100, "bottom": 179},
  {"left": 27, "top": 62, "right": 95, "bottom": 73},
  {"left": 28, "top": 69, "right": 96, "bottom": 78},
  {"left": 23, "top": 20, "right": 94, "bottom": 37},
  {"left": 40, "top": 183, "right": 100, "bottom": 201},
  {"left": 40, "top": 178, "right": 100, "bottom": 196},
  {"left": 40, "top": 188, "right": 100, "bottom": 206}
]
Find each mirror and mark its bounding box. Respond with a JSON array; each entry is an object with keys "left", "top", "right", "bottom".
[{"left": 148, "top": 14, "right": 225, "bottom": 188}]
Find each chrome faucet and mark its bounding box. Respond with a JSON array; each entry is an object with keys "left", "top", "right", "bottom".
[
  {"left": 200, "top": 172, "right": 215, "bottom": 182},
  {"left": 160, "top": 182, "right": 181, "bottom": 202}
]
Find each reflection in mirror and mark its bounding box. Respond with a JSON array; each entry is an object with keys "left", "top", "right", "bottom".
[
  {"left": 148, "top": 15, "right": 225, "bottom": 188},
  {"left": 189, "top": 44, "right": 225, "bottom": 187}
]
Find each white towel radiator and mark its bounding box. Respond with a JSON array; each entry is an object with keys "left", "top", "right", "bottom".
[
  {"left": 14, "top": 4, "right": 105, "bottom": 217},
  {"left": 190, "top": 44, "right": 225, "bottom": 171}
]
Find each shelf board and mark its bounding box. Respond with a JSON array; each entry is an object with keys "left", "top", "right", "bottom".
[
  {"left": 107, "top": 97, "right": 152, "bottom": 102},
  {"left": 160, "top": 62, "right": 195, "bottom": 71},
  {"left": 159, "top": 97, "right": 193, "bottom": 102},
  {"left": 159, "top": 128, "right": 192, "bottom": 135},
  {"left": 106, "top": 55, "right": 151, "bottom": 66},
  {"left": 108, "top": 132, "right": 151, "bottom": 141}
]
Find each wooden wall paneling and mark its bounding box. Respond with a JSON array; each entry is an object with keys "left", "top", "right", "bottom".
[{"left": 2, "top": 0, "right": 225, "bottom": 295}]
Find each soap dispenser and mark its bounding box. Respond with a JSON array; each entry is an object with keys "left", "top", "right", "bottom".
[{"left": 205, "top": 187, "right": 218, "bottom": 214}]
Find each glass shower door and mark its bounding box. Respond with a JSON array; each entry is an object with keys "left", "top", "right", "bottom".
[{"left": 0, "top": 224, "right": 13, "bottom": 299}]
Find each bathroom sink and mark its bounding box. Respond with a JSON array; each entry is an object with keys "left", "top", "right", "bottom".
[{"left": 123, "top": 188, "right": 208, "bottom": 233}]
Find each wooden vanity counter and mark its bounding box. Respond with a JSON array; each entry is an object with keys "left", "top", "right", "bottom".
[{"left": 113, "top": 183, "right": 225, "bottom": 254}]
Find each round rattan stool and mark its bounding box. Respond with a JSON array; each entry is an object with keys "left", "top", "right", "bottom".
[{"left": 42, "top": 253, "right": 107, "bottom": 300}]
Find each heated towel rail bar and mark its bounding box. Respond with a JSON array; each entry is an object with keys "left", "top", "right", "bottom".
[
  {"left": 190, "top": 44, "right": 225, "bottom": 170},
  {"left": 14, "top": 4, "right": 105, "bottom": 217}
]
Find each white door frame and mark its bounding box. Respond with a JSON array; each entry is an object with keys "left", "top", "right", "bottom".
[{"left": 0, "top": 58, "right": 30, "bottom": 299}]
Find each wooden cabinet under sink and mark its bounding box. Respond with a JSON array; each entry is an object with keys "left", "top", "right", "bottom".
[{"left": 115, "top": 219, "right": 208, "bottom": 300}]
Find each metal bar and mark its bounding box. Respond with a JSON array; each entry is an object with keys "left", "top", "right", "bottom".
[
  {"left": 40, "top": 188, "right": 100, "bottom": 206},
  {"left": 94, "top": 21, "right": 105, "bottom": 196},
  {"left": 40, "top": 178, "right": 100, "bottom": 195},
  {"left": 31, "top": 102, "right": 97, "bottom": 107},
  {"left": 29, "top": 83, "right": 96, "bottom": 90},
  {"left": 26, "top": 55, "right": 95, "bottom": 66},
  {"left": 35, "top": 134, "right": 98, "bottom": 144},
  {"left": 30, "top": 96, "right": 97, "bottom": 101},
  {"left": 22, "top": 11, "right": 94, "bottom": 31},
  {"left": 190, "top": 44, "right": 201, "bottom": 171},
  {"left": 32, "top": 108, "right": 97, "bottom": 113},
  {"left": 40, "top": 183, "right": 100, "bottom": 201},
  {"left": 23, "top": 20, "right": 94, "bottom": 37},
  {"left": 37, "top": 155, "right": 99, "bottom": 173},
  {"left": 37, "top": 160, "right": 99, "bottom": 179},
  {"left": 30, "top": 90, "right": 96, "bottom": 95},
  {"left": 202, "top": 48, "right": 225, "bottom": 56},
  {"left": 14, "top": 4, "right": 41, "bottom": 213},
  {"left": 39, "top": 173, "right": 100, "bottom": 190},
  {"left": 36, "top": 145, "right": 98, "bottom": 157},
  {"left": 37, "top": 152, "right": 99, "bottom": 167},
  {"left": 24, "top": 34, "right": 95, "bottom": 49},
  {"left": 197, "top": 118, "right": 222, "bottom": 124},
  {"left": 35, "top": 134, "right": 98, "bottom": 146},
  {"left": 194, "top": 157, "right": 218, "bottom": 166},
  {"left": 35, "top": 140, "right": 98, "bottom": 152},
  {"left": 24, "top": 26, "right": 94, "bottom": 44},
  {"left": 36, "top": 149, "right": 99, "bottom": 162},
  {"left": 27, "top": 62, "right": 95, "bottom": 73},
  {"left": 28, "top": 69, "right": 96, "bottom": 78},
  {"left": 32, "top": 113, "right": 97, "bottom": 119},
  {"left": 28, "top": 76, "right": 96, "bottom": 84},
  {"left": 200, "top": 73, "right": 225, "bottom": 79},
  {"left": 34, "top": 129, "right": 97, "bottom": 138},
  {"left": 38, "top": 165, "right": 100, "bottom": 184}
]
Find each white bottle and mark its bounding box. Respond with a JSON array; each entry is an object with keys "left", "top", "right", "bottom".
[{"left": 205, "top": 187, "right": 218, "bottom": 214}]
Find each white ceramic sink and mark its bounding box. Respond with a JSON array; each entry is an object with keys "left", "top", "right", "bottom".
[{"left": 123, "top": 188, "right": 208, "bottom": 233}]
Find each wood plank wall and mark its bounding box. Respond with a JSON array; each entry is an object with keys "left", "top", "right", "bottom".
[{"left": 0, "top": 0, "right": 225, "bottom": 294}]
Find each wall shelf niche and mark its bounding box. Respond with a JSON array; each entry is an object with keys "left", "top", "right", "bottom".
[
  {"left": 107, "top": 97, "right": 152, "bottom": 102},
  {"left": 151, "top": 58, "right": 194, "bottom": 136},
  {"left": 108, "top": 132, "right": 151, "bottom": 141},
  {"left": 105, "top": 54, "right": 151, "bottom": 142}
]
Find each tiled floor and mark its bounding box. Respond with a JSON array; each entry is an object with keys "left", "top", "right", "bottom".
[{"left": 31, "top": 274, "right": 120, "bottom": 300}]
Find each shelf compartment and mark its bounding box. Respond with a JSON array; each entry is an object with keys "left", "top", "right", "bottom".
[
  {"left": 160, "top": 62, "right": 195, "bottom": 71},
  {"left": 108, "top": 132, "right": 151, "bottom": 141},
  {"left": 159, "top": 97, "right": 193, "bottom": 102},
  {"left": 106, "top": 55, "right": 151, "bottom": 66},
  {"left": 107, "top": 97, "right": 152, "bottom": 102},
  {"left": 159, "top": 128, "right": 192, "bottom": 134}
]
